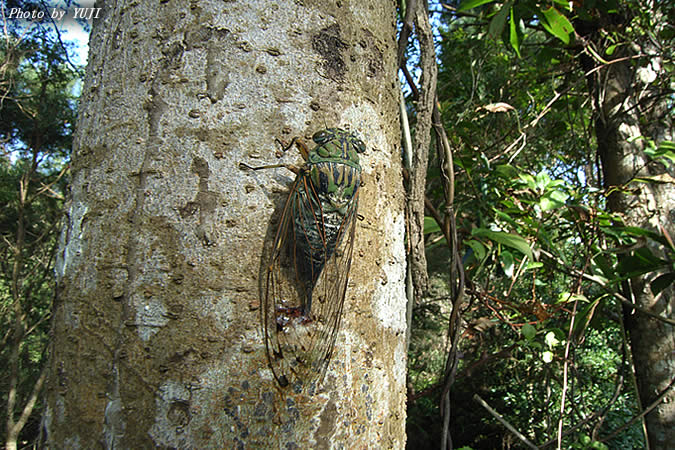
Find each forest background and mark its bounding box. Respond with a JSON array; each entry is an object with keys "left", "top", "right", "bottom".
[{"left": 1, "top": 0, "right": 673, "bottom": 448}]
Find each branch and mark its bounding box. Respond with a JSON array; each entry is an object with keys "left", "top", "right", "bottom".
[
  {"left": 600, "top": 374, "right": 675, "bottom": 443},
  {"left": 557, "top": 291, "right": 581, "bottom": 448},
  {"left": 473, "top": 394, "right": 539, "bottom": 450},
  {"left": 7, "top": 366, "right": 47, "bottom": 441},
  {"left": 540, "top": 249, "right": 675, "bottom": 326},
  {"left": 487, "top": 87, "right": 566, "bottom": 166},
  {"left": 538, "top": 374, "right": 625, "bottom": 447},
  {"left": 397, "top": 0, "right": 417, "bottom": 68},
  {"left": 37, "top": 0, "right": 82, "bottom": 73}
]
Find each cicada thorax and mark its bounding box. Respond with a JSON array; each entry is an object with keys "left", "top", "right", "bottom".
[
  {"left": 292, "top": 158, "right": 361, "bottom": 315},
  {"left": 263, "top": 128, "right": 365, "bottom": 387}
]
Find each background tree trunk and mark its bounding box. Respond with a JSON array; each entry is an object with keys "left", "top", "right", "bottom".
[
  {"left": 585, "top": 37, "right": 675, "bottom": 449},
  {"left": 43, "top": 1, "right": 406, "bottom": 447}
]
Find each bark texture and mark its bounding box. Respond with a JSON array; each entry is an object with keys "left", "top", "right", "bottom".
[
  {"left": 404, "top": 0, "right": 435, "bottom": 300},
  {"left": 585, "top": 36, "right": 674, "bottom": 450},
  {"left": 43, "top": 1, "right": 406, "bottom": 447}
]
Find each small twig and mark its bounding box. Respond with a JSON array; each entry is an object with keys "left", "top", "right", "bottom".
[
  {"left": 556, "top": 249, "right": 593, "bottom": 449},
  {"left": 473, "top": 394, "right": 539, "bottom": 449},
  {"left": 557, "top": 296, "right": 579, "bottom": 449},
  {"left": 540, "top": 249, "right": 675, "bottom": 326},
  {"left": 397, "top": 0, "right": 417, "bottom": 69},
  {"left": 37, "top": 0, "right": 82, "bottom": 73},
  {"left": 488, "top": 88, "right": 564, "bottom": 166},
  {"left": 599, "top": 374, "right": 675, "bottom": 443},
  {"left": 538, "top": 371, "right": 625, "bottom": 447}
]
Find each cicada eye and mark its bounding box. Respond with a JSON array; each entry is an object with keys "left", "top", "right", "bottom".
[
  {"left": 312, "top": 129, "right": 332, "bottom": 144},
  {"left": 352, "top": 138, "right": 366, "bottom": 154}
]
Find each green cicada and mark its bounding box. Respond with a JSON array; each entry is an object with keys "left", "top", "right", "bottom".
[{"left": 242, "top": 128, "right": 365, "bottom": 387}]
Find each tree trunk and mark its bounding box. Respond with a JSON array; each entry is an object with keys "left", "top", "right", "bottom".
[
  {"left": 43, "top": 1, "right": 406, "bottom": 447},
  {"left": 584, "top": 31, "right": 675, "bottom": 450}
]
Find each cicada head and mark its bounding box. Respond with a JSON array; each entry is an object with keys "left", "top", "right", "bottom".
[{"left": 309, "top": 128, "right": 366, "bottom": 169}]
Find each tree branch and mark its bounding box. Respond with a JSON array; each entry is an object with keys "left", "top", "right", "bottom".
[
  {"left": 540, "top": 249, "right": 675, "bottom": 326},
  {"left": 473, "top": 394, "right": 539, "bottom": 450},
  {"left": 599, "top": 375, "right": 675, "bottom": 443}
]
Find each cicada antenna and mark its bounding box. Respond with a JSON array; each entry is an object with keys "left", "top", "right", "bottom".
[{"left": 238, "top": 162, "right": 287, "bottom": 171}]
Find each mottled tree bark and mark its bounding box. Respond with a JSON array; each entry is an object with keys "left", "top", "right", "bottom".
[
  {"left": 43, "top": 1, "right": 406, "bottom": 447},
  {"left": 583, "top": 20, "right": 674, "bottom": 448},
  {"left": 405, "top": 0, "right": 435, "bottom": 300}
]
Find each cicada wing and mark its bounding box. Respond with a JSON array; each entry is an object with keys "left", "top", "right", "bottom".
[
  {"left": 262, "top": 175, "right": 307, "bottom": 387},
  {"left": 262, "top": 173, "right": 359, "bottom": 387},
  {"left": 304, "top": 192, "right": 358, "bottom": 378},
  {"left": 262, "top": 172, "right": 325, "bottom": 386}
]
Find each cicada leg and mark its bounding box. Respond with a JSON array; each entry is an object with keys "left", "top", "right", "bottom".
[{"left": 238, "top": 135, "right": 310, "bottom": 173}]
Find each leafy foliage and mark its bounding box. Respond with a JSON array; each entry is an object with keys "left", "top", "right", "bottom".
[
  {"left": 405, "top": 0, "right": 673, "bottom": 448},
  {"left": 0, "top": 7, "right": 81, "bottom": 446}
]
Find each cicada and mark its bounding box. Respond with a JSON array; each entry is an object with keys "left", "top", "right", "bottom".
[{"left": 242, "top": 128, "right": 365, "bottom": 387}]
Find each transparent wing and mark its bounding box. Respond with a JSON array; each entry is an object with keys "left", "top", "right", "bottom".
[{"left": 262, "top": 172, "right": 358, "bottom": 388}]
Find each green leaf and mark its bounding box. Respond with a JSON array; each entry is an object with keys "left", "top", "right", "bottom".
[
  {"left": 545, "top": 331, "right": 560, "bottom": 348},
  {"left": 616, "top": 247, "right": 667, "bottom": 279},
  {"left": 489, "top": 3, "right": 510, "bottom": 39},
  {"left": 501, "top": 250, "right": 515, "bottom": 277},
  {"left": 557, "top": 292, "right": 588, "bottom": 304},
  {"left": 535, "top": 171, "right": 551, "bottom": 191},
  {"left": 612, "top": 226, "right": 671, "bottom": 248},
  {"left": 539, "top": 190, "right": 568, "bottom": 211},
  {"left": 495, "top": 164, "right": 519, "bottom": 179},
  {"left": 551, "top": 0, "right": 572, "bottom": 10},
  {"left": 424, "top": 216, "right": 441, "bottom": 234},
  {"left": 472, "top": 228, "right": 534, "bottom": 260},
  {"left": 518, "top": 173, "right": 537, "bottom": 190},
  {"left": 465, "top": 239, "right": 488, "bottom": 262},
  {"left": 547, "top": 180, "right": 567, "bottom": 190},
  {"left": 645, "top": 141, "right": 675, "bottom": 167},
  {"left": 526, "top": 262, "right": 543, "bottom": 270},
  {"left": 458, "top": 0, "right": 495, "bottom": 12},
  {"left": 540, "top": 6, "right": 574, "bottom": 44},
  {"left": 479, "top": 152, "right": 491, "bottom": 170},
  {"left": 509, "top": 8, "right": 521, "bottom": 58},
  {"left": 592, "top": 253, "right": 614, "bottom": 279},
  {"left": 521, "top": 323, "right": 536, "bottom": 340},
  {"left": 632, "top": 174, "right": 675, "bottom": 185},
  {"left": 542, "top": 351, "right": 553, "bottom": 363},
  {"left": 606, "top": 43, "right": 618, "bottom": 55},
  {"left": 494, "top": 210, "right": 520, "bottom": 229},
  {"left": 572, "top": 296, "right": 602, "bottom": 342},
  {"left": 651, "top": 272, "right": 675, "bottom": 296}
]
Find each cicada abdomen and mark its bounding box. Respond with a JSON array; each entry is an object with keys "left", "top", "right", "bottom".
[{"left": 260, "top": 128, "right": 365, "bottom": 387}]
